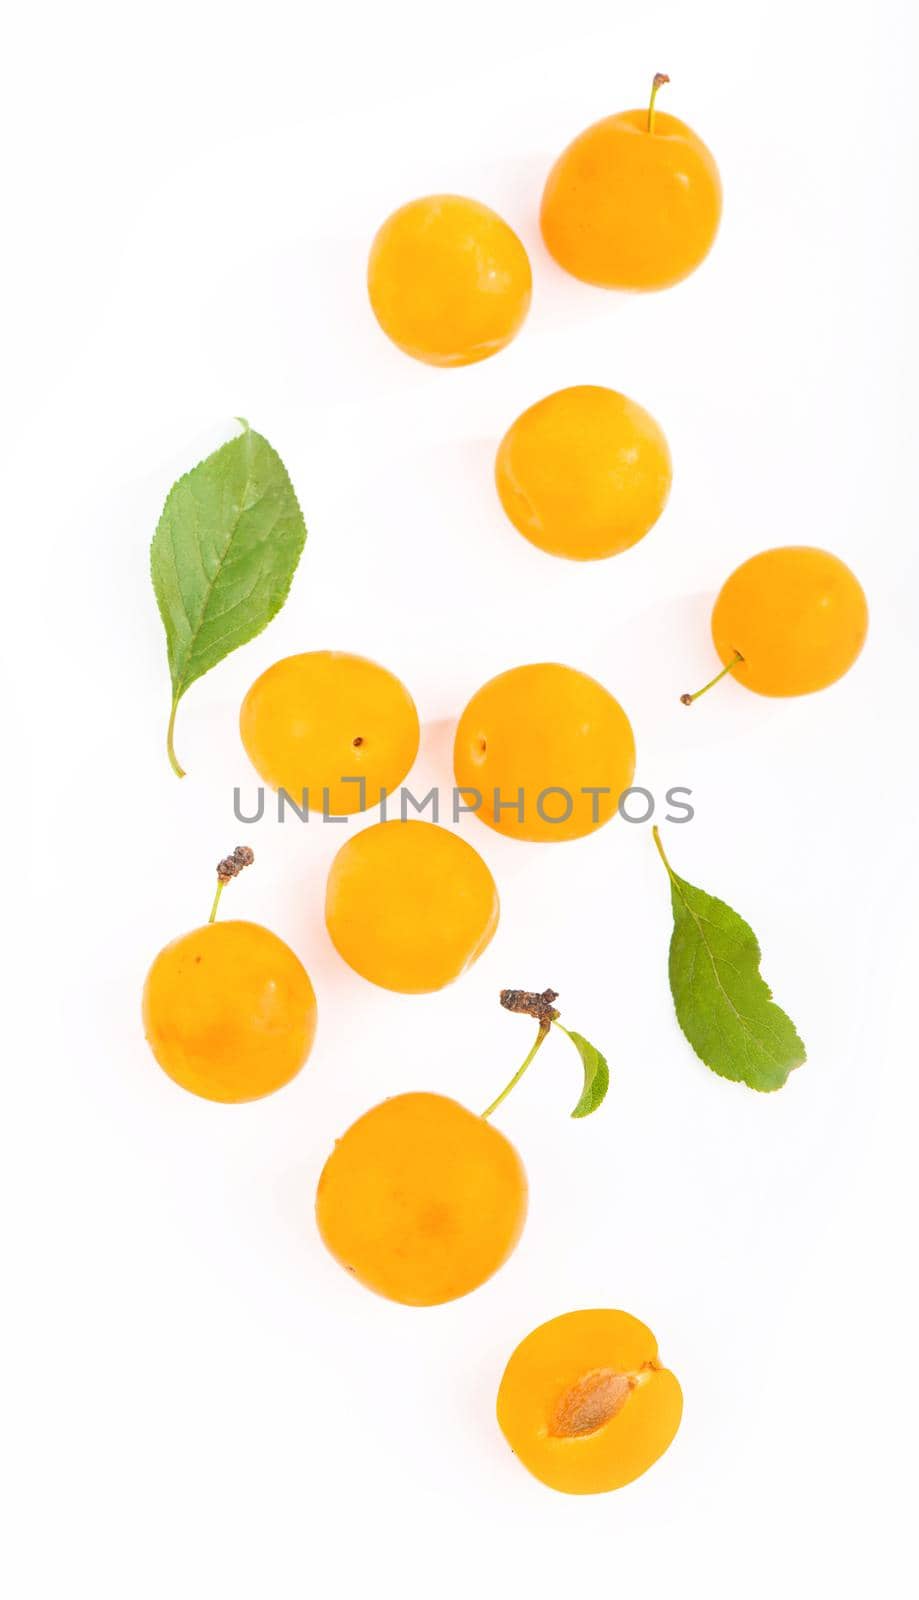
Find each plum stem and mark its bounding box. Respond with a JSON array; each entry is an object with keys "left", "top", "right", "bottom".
[
  {"left": 680, "top": 650, "right": 744, "bottom": 706},
  {"left": 481, "top": 989, "right": 561, "bottom": 1117},
  {"left": 481, "top": 1021, "right": 552, "bottom": 1120},
  {"left": 648, "top": 72, "right": 670, "bottom": 134},
  {"left": 208, "top": 845, "right": 255, "bottom": 922}
]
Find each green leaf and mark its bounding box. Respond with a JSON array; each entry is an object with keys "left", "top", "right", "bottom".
[
  {"left": 653, "top": 827, "right": 806, "bottom": 1092},
  {"left": 151, "top": 420, "right": 307, "bottom": 776},
  {"left": 556, "top": 1025, "right": 610, "bottom": 1118}
]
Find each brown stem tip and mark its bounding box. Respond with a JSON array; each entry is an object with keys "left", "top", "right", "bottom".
[
  {"left": 653, "top": 72, "right": 670, "bottom": 90},
  {"left": 216, "top": 845, "right": 255, "bottom": 883},
  {"left": 500, "top": 988, "right": 560, "bottom": 1026}
]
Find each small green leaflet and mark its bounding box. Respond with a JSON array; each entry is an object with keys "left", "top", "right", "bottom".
[
  {"left": 558, "top": 1027, "right": 610, "bottom": 1119},
  {"left": 653, "top": 827, "right": 806, "bottom": 1092},
  {"left": 151, "top": 420, "right": 307, "bottom": 776}
]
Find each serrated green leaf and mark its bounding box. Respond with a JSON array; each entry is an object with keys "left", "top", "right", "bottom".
[
  {"left": 556, "top": 1025, "right": 610, "bottom": 1118},
  {"left": 151, "top": 421, "right": 307, "bottom": 776},
  {"left": 654, "top": 829, "right": 806, "bottom": 1092}
]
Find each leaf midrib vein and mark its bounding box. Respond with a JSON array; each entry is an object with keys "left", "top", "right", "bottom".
[{"left": 171, "top": 444, "right": 258, "bottom": 695}]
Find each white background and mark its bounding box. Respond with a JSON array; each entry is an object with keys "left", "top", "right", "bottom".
[{"left": 4, "top": 2, "right": 919, "bottom": 1595}]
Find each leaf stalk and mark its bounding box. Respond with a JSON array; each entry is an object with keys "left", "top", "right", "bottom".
[
  {"left": 166, "top": 697, "right": 186, "bottom": 779},
  {"left": 652, "top": 824, "right": 675, "bottom": 879}
]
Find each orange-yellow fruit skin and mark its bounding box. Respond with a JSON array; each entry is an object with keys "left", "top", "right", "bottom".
[
  {"left": 712, "top": 546, "right": 869, "bottom": 697},
  {"left": 495, "top": 385, "right": 672, "bottom": 560},
  {"left": 453, "top": 663, "right": 636, "bottom": 842},
  {"left": 367, "top": 195, "right": 532, "bottom": 366},
  {"left": 142, "top": 921, "right": 317, "bottom": 1104},
  {"left": 240, "top": 651, "right": 420, "bottom": 816},
  {"left": 541, "top": 110, "right": 722, "bottom": 291},
  {"left": 496, "top": 1309, "right": 682, "bottom": 1495},
  {"left": 325, "top": 820, "right": 499, "bottom": 993},
  {"left": 316, "top": 1092, "right": 528, "bottom": 1306}
]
